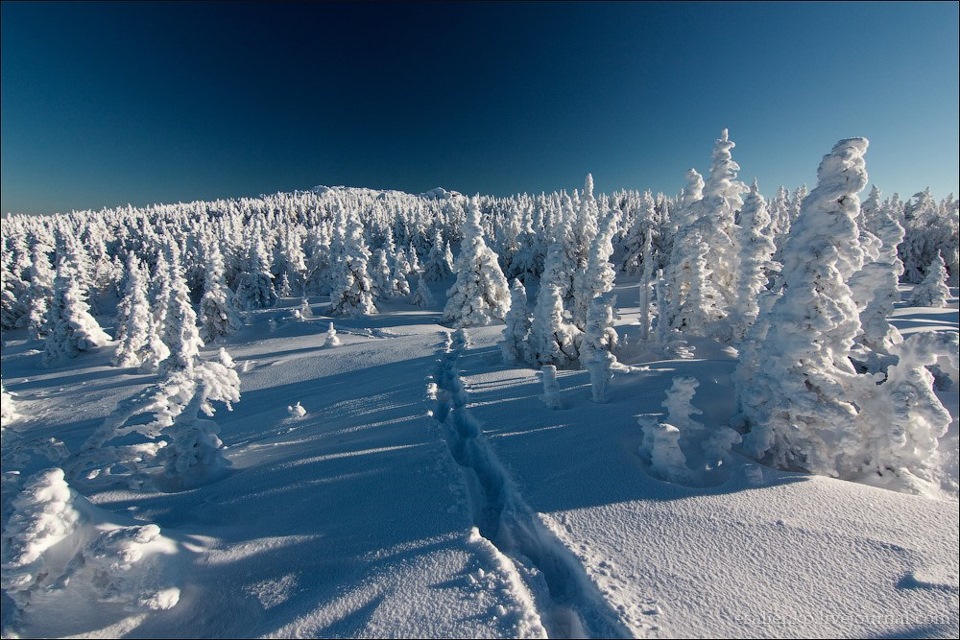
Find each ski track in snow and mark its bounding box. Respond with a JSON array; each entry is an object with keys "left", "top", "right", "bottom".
[{"left": 429, "top": 330, "right": 637, "bottom": 639}]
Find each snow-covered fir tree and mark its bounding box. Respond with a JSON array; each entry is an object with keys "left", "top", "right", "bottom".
[
  {"left": 114, "top": 254, "right": 152, "bottom": 368},
  {"left": 442, "top": 196, "right": 510, "bottom": 327},
  {"left": 738, "top": 138, "right": 870, "bottom": 478},
  {"left": 908, "top": 254, "right": 950, "bottom": 307},
  {"left": 199, "top": 246, "right": 241, "bottom": 344},
  {"left": 731, "top": 180, "right": 778, "bottom": 341},
  {"left": 856, "top": 193, "right": 906, "bottom": 353},
  {"left": 501, "top": 279, "right": 532, "bottom": 365},
  {"left": 159, "top": 252, "right": 203, "bottom": 374},
  {"left": 410, "top": 274, "right": 435, "bottom": 308},
  {"left": 43, "top": 257, "right": 112, "bottom": 366},
  {"left": 234, "top": 238, "right": 278, "bottom": 311},
  {"left": 329, "top": 209, "right": 377, "bottom": 316}
]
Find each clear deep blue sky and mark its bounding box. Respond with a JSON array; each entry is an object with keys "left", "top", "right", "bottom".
[{"left": 2, "top": 1, "right": 957, "bottom": 214}]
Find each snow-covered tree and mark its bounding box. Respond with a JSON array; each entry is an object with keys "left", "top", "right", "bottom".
[
  {"left": 573, "top": 207, "right": 620, "bottom": 330},
  {"left": 158, "top": 252, "right": 203, "bottom": 374},
  {"left": 731, "top": 180, "right": 777, "bottom": 341},
  {"left": 43, "top": 257, "right": 111, "bottom": 366},
  {"left": 501, "top": 279, "right": 532, "bottom": 364},
  {"left": 26, "top": 243, "right": 55, "bottom": 339},
  {"left": 582, "top": 293, "right": 618, "bottom": 403},
  {"left": 114, "top": 254, "right": 153, "bottom": 368},
  {"left": 856, "top": 195, "right": 906, "bottom": 353},
  {"left": 442, "top": 196, "right": 510, "bottom": 327},
  {"left": 198, "top": 246, "right": 241, "bottom": 343},
  {"left": 422, "top": 228, "right": 454, "bottom": 282},
  {"left": 410, "top": 274, "right": 435, "bottom": 308},
  {"left": 908, "top": 254, "right": 949, "bottom": 307},
  {"left": 234, "top": 239, "right": 278, "bottom": 311},
  {"left": 324, "top": 322, "right": 341, "bottom": 348},
  {"left": 329, "top": 209, "right": 377, "bottom": 316},
  {"left": 855, "top": 332, "right": 956, "bottom": 494},
  {"left": 739, "top": 138, "right": 870, "bottom": 478}
]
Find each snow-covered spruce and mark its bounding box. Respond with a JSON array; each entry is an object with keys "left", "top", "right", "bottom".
[
  {"left": 908, "top": 254, "right": 950, "bottom": 308},
  {"left": 442, "top": 196, "right": 510, "bottom": 328},
  {"left": 42, "top": 256, "right": 111, "bottom": 366},
  {"left": 855, "top": 192, "right": 906, "bottom": 353},
  {"left": 501, "top": 279, "right": 532, "bottom": 365},
  {"left": 731, "top": 180, "right": 777, "bottom": 342},
  {"left": 234, "top": 238, "right": 279, "bottom": 311},
  {"left": 329, "top": 206, "right": 377, "bottom": 316},
  {"left": 159, "top": 248, "right": 204, "bottom": 374},
  {"left": 738, "top": 138, "right": 870, "bottom": 479},
  {"left": 113, "top": 253, "right": 152, "bottom": 368},
  {"left": 410, "top": 273, "right": 435, "bottom": 308},
  {"left": 199, "top": 245, "right": 241, "bottom": 343}
]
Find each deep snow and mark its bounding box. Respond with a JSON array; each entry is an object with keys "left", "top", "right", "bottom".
[{"left": 1, "top": 281, "right": 957, "bottom": 638}]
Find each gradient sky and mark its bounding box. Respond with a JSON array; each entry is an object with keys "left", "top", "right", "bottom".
[{"left": 2, "top": 1, "right": 958, "bottom": 214}]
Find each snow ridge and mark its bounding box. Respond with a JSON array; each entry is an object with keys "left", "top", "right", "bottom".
[{"left": 430, "top": 330, "right": 634, "bottom": 639}]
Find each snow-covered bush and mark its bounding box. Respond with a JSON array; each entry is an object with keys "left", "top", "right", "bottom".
[
  {"left": 1, "top": 468, "right": 180, "bottom": 616},
  {"left": 411, "top": 274, "right": 435, "bottom": 308},
  {"left": 1, "top": 381, "right": 19, "bottom": 425}
]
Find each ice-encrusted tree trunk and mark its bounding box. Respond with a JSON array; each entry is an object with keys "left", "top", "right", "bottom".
[
  {"left": 731, "top": 180, "right": 777, "bottom": 341},
  {"left": 43, "top": 257, "right": 111, "bottom": 367},
  {"left": 908, "top": 254, "right": 949, "bottom": 307},
  {"left": 442, "top": 196, "right": 510, "bottom": 327},
  {"left": 501, "top": 279, "right": 532, "bottom": 365},
  {"left": 739, "top": 138, "right": 870, "bottom": 478}
]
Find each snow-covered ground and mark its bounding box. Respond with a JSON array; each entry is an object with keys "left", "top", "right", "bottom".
[{"left": 2, "top": 282, "right": 957, "bottom": 638}]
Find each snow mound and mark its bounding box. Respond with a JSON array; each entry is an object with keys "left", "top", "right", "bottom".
[{"left": 1, "top": 468, "right": 180, "bottom": 623}]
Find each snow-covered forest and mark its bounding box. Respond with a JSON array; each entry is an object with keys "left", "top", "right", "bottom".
[{"left": 2, "top": 132, "right": 958, "bottom": 638}]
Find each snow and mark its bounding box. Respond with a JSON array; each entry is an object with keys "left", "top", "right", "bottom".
[{"left": 1, "top": 278, "right": 957, "bottom": 638}]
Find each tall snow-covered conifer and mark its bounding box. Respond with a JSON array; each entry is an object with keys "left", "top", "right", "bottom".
[{"left": 442, "top": 196, "right": 510, "bottom": 327}]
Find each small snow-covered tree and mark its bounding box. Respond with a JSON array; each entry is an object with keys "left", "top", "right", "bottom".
[
  {"left": 908, "top": 254, "right": 949, "bottom": 307},
  {"left": 528, "top": 282, "right": 580, "bottom": 368},
  {"left": 501, "top": 279, "right": 532, "bottom": 364},
  {"left": 573, "top": 207, "right": 620, "bottom": 331},
  {"left": 857, "top": 195, "right": 906, "bottom": 353},
  {"left": 324, "top": 322, "right": 341, "bottom": 348},
  {"left": 410, "top": 274, "right": 435, "bottom": 308},
  {"left": 43, "top": 258, "right": 112, "bottom": 366},
  {"left": 856, "top": 332, "right": 956, "bottom": 494},
  {"left": 442, "top": 196, "right": 510, "bottom": 327},
  {"left": 423, "top": 228, "right": 454, "bottom": 282},
  {"left": 26, "top": 244, "right": 55, "bottom": 339}
]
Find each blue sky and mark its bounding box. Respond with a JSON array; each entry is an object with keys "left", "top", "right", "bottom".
[{"left": 2, "top": 1, "right": 957, "bottom": 214}]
